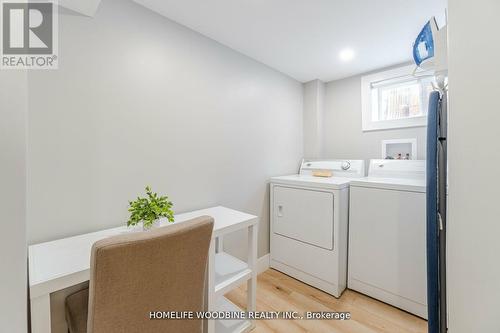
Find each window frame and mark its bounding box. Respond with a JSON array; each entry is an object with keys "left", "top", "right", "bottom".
[{"left": 361, "top": 65, "right": 431, "bottom": 131}]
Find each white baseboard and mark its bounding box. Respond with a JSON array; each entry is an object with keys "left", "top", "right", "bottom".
[{"left": 257, "top": 254, "right": 270, "bottom": 275}]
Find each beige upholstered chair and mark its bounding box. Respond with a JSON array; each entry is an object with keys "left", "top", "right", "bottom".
[{"left": 65, "top": 216, "right": 214, "bottom": 333}]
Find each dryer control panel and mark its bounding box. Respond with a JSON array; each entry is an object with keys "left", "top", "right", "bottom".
[{"left": 299, "top": 159, "right": 365, "bottom": 178}]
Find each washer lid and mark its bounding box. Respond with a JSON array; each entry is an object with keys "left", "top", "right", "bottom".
[{"left": 270, "top": 174, "right": 351, "bottom": 190}]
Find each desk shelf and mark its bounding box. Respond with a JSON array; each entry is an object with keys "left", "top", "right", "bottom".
[
  {"left": 209, "top": 222, "right": 258, "bottom": 333},
  {"left": 215, "top": 252, "right": 252, "bottom": 298},
  {"left": 215, "top": 297, "right": 252, "bottom": 333}
]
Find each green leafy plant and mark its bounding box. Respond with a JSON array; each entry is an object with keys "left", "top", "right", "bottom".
[{"left": 127, "top": 186, "right": 174, "bottom": 229}]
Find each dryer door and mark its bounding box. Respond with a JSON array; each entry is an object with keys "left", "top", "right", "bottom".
[{"left": 273, "top": 185, "right": 334, "bottom": 250}]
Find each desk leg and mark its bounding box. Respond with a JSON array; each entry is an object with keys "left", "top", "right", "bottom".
[
  {"left": 205, "top": 238, "right": 216, "bottom": 333},
  {"left": 247, "top": 224, "right": 258, "bottom": 329},
  {"left": 215, "top": 236, "right": 224, "bottom": 254},
  {"left": 31, "top": 294, "right": 51, "bottom": 333}
]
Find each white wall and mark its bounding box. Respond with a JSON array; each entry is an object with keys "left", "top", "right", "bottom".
[
  {"left": 29, "top": 2, "right": 302, "bottom": 330},
  {"left": 447, "top": 0, "right": 500, "bottom": 331},
  {"left": 323, "top": 69, "right": 427, "bottom": 162},
  {"left": 303, "top": 79, "right": 325, "bottom": 158},
  {"left": 0, "top": 71, "right": 28, "bottom": 332},
  {"left": 27, "top": 0, "right": 303, "bottom": 259}
]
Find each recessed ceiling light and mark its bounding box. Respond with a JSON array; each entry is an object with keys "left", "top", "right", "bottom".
[{"left": 339, "top": 48, "right": 355, "bottom": 62}]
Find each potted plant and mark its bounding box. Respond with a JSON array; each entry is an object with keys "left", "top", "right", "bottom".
[{"left": 127, "top": 186, "right": 174, "bottom": 230}]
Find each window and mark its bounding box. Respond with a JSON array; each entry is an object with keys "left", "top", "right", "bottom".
[{"left": 362, "top": 65, "right": 434, "bottom": 131}]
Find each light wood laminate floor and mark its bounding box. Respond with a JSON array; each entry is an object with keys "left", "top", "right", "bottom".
[{"left": 225, "top": 269, "right": 427, "bottom": 333}]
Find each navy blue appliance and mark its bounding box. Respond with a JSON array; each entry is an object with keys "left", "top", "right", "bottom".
[{"left": 426, "top": 89, "right": 447, "bottom": 333}]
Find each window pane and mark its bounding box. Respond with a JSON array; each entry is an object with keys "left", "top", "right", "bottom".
[
  {"left": 378, "top": 82, "right": 422, "bottom": 121},
  {"left": 371, "top": 78, "right": 434, "bottom": 122}
]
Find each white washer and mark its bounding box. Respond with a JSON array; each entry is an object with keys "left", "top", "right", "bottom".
[
  {"left": 348, "top": 159, "right": 427, "bottom": 318},
  {"left": 269, "top": 159, "right": 365, "bottom": 297}
]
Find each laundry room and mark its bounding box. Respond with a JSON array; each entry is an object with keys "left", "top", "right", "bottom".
[{"left": 1, "top": 1, "right": 499, "bottom": 333}]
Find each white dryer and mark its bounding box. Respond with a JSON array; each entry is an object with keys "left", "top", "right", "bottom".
[
  {"left": 270, "top": 159, "right": 365, "bottom": 297},
  {"left": 348, "top": 159, "right": 427, "bottom": 318}
]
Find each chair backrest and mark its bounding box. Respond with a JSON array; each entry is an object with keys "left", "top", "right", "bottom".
[{"left": 87, "top": 216, "right": 214, "bottom": 333}]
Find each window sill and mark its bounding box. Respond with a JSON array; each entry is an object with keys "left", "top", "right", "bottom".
[{"left": 362, "top": 116, "right": 427, "bottom": 132}]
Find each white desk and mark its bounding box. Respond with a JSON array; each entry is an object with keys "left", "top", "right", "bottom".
[{"left": 29, "top": 206, "right": 258, "bottom": 333}]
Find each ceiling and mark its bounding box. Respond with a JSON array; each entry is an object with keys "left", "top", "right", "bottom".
[
  {"left": 62, "top": 0, "right": 447, "bottom": 82},
  {"left": 134, "top": 0, "right": 447, "bottom": 82}
]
